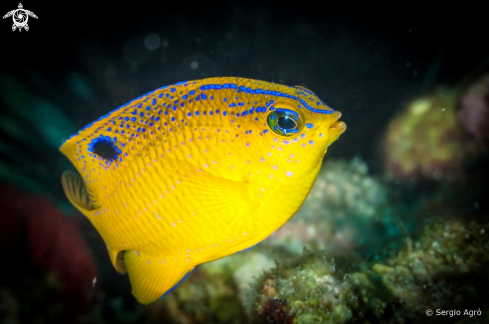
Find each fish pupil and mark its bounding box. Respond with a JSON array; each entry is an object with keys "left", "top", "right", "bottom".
[
  {"left": 277, "top": 116, "right": 296, "bottom": 130},
  {"left": 93, "top": 141, "right": 118, "bottom": 161}
]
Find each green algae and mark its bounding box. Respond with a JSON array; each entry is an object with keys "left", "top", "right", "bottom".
[{"left": 247, "top": 220, "right": 489, "bottom": 323}]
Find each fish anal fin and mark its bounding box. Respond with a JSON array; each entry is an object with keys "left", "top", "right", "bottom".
[
  {"left": 124, "top": 250, "right": 194, "bottom": 305},
  {"left": 61, "top": 170, "right": 99, "bottom": 216}
]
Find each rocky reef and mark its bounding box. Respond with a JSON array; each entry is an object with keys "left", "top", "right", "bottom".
[
  {"left": 457, "top": 71, "right": 489, "bottom": 145},
  {"left": 246, "top": 220, "right": 489, "bottom": 324},
  {"left": 383, "top": 87, "right": 472, "bottom": 183}
]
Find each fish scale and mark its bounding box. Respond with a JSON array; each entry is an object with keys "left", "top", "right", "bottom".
[{"left": 60, "top": 77, "right": 346, "bottom": 304}]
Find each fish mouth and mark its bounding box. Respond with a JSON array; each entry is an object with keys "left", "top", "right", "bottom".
[
  {"left": 329, "top": 111, "right": 342, "bottom": 123},
  {"left": 321, "top": 111, "right": 346, "bottom": 147},
  {"left": 328, "top": 111, "right": 346, "bottom": 132},
  {"left": 330, "top": 121, "right": 346, "bottom": 131}
]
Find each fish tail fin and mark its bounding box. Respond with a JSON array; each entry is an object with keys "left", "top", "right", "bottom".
[
  {"left": 61, "top": 170, "right": 100, "bottom": 217},
  {"left": 124, "top": 250, "right": 194, "bottom": 304}
]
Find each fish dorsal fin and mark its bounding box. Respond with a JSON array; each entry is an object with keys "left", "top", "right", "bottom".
[
  {"left": 124, "top": 250, "right": 194, "bottom": 304},
  {"left": 294, "top": 85, "right": 313, "bottom": 91},
  {"left": 61, "top": 170, "right": 100, "bottom": 215}
]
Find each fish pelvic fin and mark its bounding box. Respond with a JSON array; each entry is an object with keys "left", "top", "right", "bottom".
[
  {"left": 115, "top": 251, "right": 127, "bottom": 274},
  {"left": 124, "top": 250, "right": 194, "bottom": 304},
  {"left": 61, "top": 170, "right": 100, "bottom": 217}
]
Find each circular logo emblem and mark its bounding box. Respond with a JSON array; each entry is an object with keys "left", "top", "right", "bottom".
[
  {"left": 2, "top": 3, "right": 38, "bottom": 32},
  {"left": 13, "top": 9, "right": 28, "bottom": 28}
]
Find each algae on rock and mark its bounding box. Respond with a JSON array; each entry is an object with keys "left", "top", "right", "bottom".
[{"left": 247, "top": 220, "right": 489, "bottom": 323}]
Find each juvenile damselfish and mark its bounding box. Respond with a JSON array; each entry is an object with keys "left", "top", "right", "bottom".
[{"left": 60, "top": 77, "right": 346, "bottom": 304}]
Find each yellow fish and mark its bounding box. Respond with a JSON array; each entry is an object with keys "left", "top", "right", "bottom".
[{"left": 60, "top": 77, "right": 346, "bottom": 304}]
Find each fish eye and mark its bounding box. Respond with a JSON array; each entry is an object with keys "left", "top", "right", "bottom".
[
  {"left": 267, "top": 108, "right": 303, "bottom": 137},
  {"left": 277, "top": 116, "right": 296, "bottom": 130}
]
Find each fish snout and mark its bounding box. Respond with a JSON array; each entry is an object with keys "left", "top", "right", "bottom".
[
  {"left": 329, "top": 111, "right": 342, "bottom": 125},
  {"left": 322, "top": 111, "right": 346, "bottom": 145}
]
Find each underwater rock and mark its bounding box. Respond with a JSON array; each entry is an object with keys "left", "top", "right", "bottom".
[
  {"left": 246, "top": 250, "right": 384, "bottom": 324},
  {"left": 382, "top": 87, "right": 478, "bottom": 183},
  {"left": 0, "top": 184, "right": 101, "bottom": 322},
  {"left": 455, "top": 71, "right": 489, "bottom": 205},
  {"left": 258, "top": 298, "right": 294, "bottom": 324},
  {"left": 246, "top": 220, "right": 489, "bottom": 323},
  {"left": 457, "top": 72, "right": 489, "bottom": 145},
  {"left": 371, "top": 220, "right": 489, "bottom": 320}
]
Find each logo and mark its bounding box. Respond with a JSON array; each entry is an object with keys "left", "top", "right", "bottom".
[{"left": 3, "top": 3, "right": 37, "bottom": 32}]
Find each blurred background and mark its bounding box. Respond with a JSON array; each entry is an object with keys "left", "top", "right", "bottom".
[{"left": 1, "top": 2, "right": 488, "bottom": 323}]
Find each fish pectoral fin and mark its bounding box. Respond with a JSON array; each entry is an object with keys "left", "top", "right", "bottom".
[
  {"left": 166, "top": 158, "right": 253, "bottom": 212},
  {"left": 124, "top": 250, "right": 194, "bottom": 305},
  {"left": 61, "top": 170, "right": 100, "bottom": 215}
]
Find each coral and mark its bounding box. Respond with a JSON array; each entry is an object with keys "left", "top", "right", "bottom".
[
  {"left": 382, "top": 87, "right": 479, "bottom": 183},
  {"left": 0, "top": 183, "right": 101, "bottom": 322},
  {"left": 247, "top": 219, "right": 489, "bottom": 323}
]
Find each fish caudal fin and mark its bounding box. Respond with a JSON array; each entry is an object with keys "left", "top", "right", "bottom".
[
  {"left": 61, "top": 170, "right": 100, "bottom": 217},
  {"left": 124, "top": 250, "right": 194, "bottom": 304}
]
